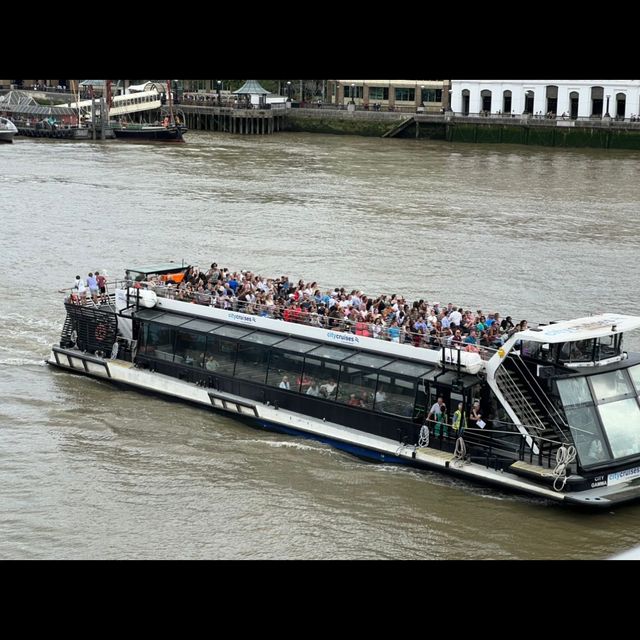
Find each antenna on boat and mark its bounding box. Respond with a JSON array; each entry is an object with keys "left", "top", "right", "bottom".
[{"left": 167, "top": 80, "right": 175, "bottom": 126}]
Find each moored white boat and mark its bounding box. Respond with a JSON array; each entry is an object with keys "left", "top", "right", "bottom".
[
  {"left": 0, "top": 116, "right": 18, "bottom": 143},
  {"left": 46, "top": 262, "right": 640, "bottom": 508}
]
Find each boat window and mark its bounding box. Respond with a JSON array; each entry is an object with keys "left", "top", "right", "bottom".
[
  {"left": 239, "top": 331, "right": 286, "bottom": 346},
  {"left": 180, "top": 318, "right": 223, "bottom": 333},
  {"left": 211, "top": 325, "right": 254, "bottom": 340},
  {"left": 380, "top": 360, "right": 432, "bottom": 377},
  {"left": 273, "top": 338, "right": 318, "bottom": 354},
  {"left": 174, "top": 329, "right": 207, "bottom": 367},
  {"left": 374, "top": 374, "right": 417, "bottom": 418},
  {"left": 597, "top": 399, "right": 640, "bottom": 459},
  {"left": 146, "top": 312, "right": 192, "bottom": 327},
  {"left": 564, "top": 405, "right": 611, "bottom": 465},
  {"left": 266, "top": 350, "right": 305, "bottom": 391},
  {"left": 343, "top": 352, "right": 394, "bottom": 369},
  {"left": 335, "top": 364, "right": 378, "bottom": 410},
  {"left": 307, "top": 344, "right": 352, "bottom": 361},
  {"left": 556, "top": 377, "right": 592, "bottom": 407},
  {"left": 590, "top": 370, "right": 633, "bottom": 403},
  {"left": 558, "top": 339, "right": 594, "bottom": 363},
  {"left": 135, "top": 309, "right": 165, "bottom": 321},
  {"left": 297, "top": 353, "right": 339, "bottom": 395},
  {"left": 628, "top": 364, "right": 640, "bottom": 393},
  {"left": 596, "top": 334, "right": 620, "bottom": 359},
  {"left": 143, "top": 323, "right": 176, "bottom": 361},
  {"left": 203, "top": 334, "right": 238, "bottom": 376},
  {"left": 234, "top": 342, "right": 270, "bottom": 384},
  {"left": 520, "top": 341, "right": 543, "bottom": 359}
]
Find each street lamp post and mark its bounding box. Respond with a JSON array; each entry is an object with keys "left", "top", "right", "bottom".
[
  {"left": 605, "top": 94, "right": 611, "bottom": 117},
  {"left": 351, "top": 83, "right": 355, "bottom": 105},
  {"left": 287, "top": 81, "right": 292, "bottom": 102},
  {"left": 217, "top": 80, "right": 221, "bottom": 106},
  {"left": 420, "top": 84, "right": 424, "bottom": 111}
]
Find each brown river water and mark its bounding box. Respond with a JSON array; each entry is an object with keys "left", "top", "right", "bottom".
[{"left": 1, "top": 131, "right": 640, "bottom": 559}]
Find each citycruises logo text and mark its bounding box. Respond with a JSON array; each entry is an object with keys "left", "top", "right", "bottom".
[
  {"left": 327, "top": 331, "right": 359, "bottom": 344},
  {"left": 228, "top": 312, "right": 257, "bottom": 323},
  {"left": 608, "top": 466, "right": 640, "bottom": 486}
]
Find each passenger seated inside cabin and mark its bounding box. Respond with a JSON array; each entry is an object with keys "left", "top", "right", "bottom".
[
  {"left": 205, "top": 355, "right": 219, "bottom": 371},
  {"left": 306, "top": 380, "right": 321, "bottom": 397},
  {"left": 279, "top": 375, "right": 291, "bottom": 390},
  {"left": 347, "top": 393, "right": 364, "bottom": 407},
  {"left": 296, "top": 374, "right": 312, "bottom": 392},
  {"left": 320, "top": 379, "right": 337, "bottom": 398}
]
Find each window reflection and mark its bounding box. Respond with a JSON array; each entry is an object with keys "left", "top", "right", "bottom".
[
  {"left": 556, "top": 377, "right": 591, "bottom": 407},
  {"left": 565, "top": 405, "right": 610, "bottom": 465},
  {"left": 590, "top": 370, "right": 632, "bottom": 402},
  {"left": 629, "top": 364, "right": 640, "bottom": 393},
  {"left": 598, "top": 398, "right": 640, "bottom": 459}
]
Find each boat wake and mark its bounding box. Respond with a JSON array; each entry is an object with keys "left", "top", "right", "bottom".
[
  {"left": 0, "top": 313, "right": 61, "bottom": 366},
  {"left": 244, "top": 438, "right": 332, "bottom": 454}
]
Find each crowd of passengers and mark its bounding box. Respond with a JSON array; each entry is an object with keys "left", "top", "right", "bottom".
[{"left": 126, "top": 263, "right": 529, "bottom": 354}]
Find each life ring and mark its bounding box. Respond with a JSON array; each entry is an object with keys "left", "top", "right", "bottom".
[{"left": 95, "top": 324, "right": 107, "bottom": 341}]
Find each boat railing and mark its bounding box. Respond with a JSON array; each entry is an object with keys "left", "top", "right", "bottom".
[
  {"left": 147, "top": 282, "right": 502, "bottom": 358},
  {"left": 423, "top": 415, "right": 565, "bottom": 470},
  {"left": 59, "top": 278, "right": 506, "bottom": 364}
]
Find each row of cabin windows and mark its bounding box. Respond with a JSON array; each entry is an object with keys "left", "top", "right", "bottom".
[
  {"left": 344, "top": 87, "right": 443, "bottom": 103},
  {"left": 138, "top": 323, "right": 423, "bottom": 418}
]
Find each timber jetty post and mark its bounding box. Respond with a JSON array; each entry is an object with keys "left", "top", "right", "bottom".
[{"left": 181, "top": 104, "right": 287, "bottom": 134}]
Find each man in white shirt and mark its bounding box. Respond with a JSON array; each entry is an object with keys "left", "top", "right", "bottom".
[
  {"left": 279, "top": 375, "right": 291, "bottom": 390},
  {"left": 73, "top": 275, "right": 87, "bottom": 303}
]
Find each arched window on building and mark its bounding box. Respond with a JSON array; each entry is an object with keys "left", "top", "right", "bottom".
[
  {"left": 524, "top": 90, "right": 534, "bottom": 114},
  {"left": 570, "top": 91, "right": 579, "bottom": 119},
  {"left": 480, "top": 89, "right": 492, "bottom": 114},
  {"left": 591, "top": 86, "right": 604, "bottom": 117},
  {"left": 616, "top": 92, "right": 626, "bottom": 119},
  {"left": 503, "top": 90, "right": 512, "bottom": 114},
  {"left": 462, "top": 89, "right": 470, "bottom": 115},
  {"left": 546, "top": 85, "right": 558, "bottom": 116}
]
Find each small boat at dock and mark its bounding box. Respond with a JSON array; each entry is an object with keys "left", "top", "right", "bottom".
[{"left": 0, "top": 116, "right": 18, "bottom": 143}]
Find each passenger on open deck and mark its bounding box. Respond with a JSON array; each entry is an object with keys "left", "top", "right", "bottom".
[{"left": 136, "top": 258, "right": 538, "bottom": 359}]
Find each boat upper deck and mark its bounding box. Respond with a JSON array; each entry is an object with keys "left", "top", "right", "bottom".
[
  {"left": 519, "top": 314, "right": 640, "bottom": 343},
  {"left": 64, "top": 261, "right": 640, "bottom": 373}
]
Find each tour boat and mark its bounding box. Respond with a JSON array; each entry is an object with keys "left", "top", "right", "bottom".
[{"left": 46, "top": 263, "right": 640, "bottom": 508}]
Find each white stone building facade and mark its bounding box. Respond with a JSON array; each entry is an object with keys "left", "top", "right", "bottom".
[{"left": 451, "top": 80, "right": 640, "bottom": 119}]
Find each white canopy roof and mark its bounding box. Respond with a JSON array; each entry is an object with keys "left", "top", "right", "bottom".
[{"left": 518, "top": 314, "right": 640, "bottom": 343}]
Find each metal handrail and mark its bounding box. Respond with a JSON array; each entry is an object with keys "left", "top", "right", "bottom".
[{"left": 509, "top": 353, "right": 570, "bottom": 439}]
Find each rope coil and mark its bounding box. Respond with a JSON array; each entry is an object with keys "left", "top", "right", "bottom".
[
  {"left": 452, "top": 437, "right": 467, "bottom": 467},
  {"left": 418, "top": 424, "right": 430, "bottom": 448},
  {"left": 552, "top": 444, "right": 577, "bottom": 492}
]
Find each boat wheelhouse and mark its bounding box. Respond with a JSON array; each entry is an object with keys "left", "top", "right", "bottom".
[{"left": 47, "top": 264, "right": 640, "bottom": 508}]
